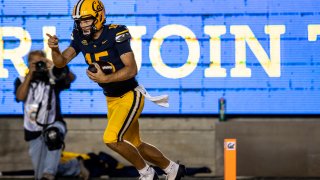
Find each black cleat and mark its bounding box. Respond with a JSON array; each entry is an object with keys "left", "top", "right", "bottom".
[
  {"left": 153, "top": 171, "right": 159, "bottom": 180},
  {"left": 175, "top": 164, "right": 186, "bottom": 180}
]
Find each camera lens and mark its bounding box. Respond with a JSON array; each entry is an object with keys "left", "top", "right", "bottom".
[
  {"left": 33, "top": 61, "right": 49, "bottom": 82},
  {"left": 35, "top": 61, "right": 47, "bottom": 72}
]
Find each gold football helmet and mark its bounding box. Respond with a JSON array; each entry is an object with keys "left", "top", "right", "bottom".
[{"left": 72, "top": 0, "right": 106, "bottom": 38}]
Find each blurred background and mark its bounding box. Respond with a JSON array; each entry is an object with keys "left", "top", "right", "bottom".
[{"left": 1, "top": 0, "right": 320, "bottom": 178}]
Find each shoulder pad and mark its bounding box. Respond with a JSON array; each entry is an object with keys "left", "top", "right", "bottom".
[
  {"left": 108, "top": 24, "right": 119, "bottom": 29},
  {"left": 115, "top": 25, "right": 131, "bottom": 43}
]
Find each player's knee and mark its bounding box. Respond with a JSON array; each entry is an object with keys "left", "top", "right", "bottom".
[
  {"left": 136, "top": 141, "right": 147, "bottom": 151},
  {"left": 124, "top": 135, "right": 142, "bottom": 148},
  {"left": 132, "top": 140, "right": 143, "bottom": 148}
]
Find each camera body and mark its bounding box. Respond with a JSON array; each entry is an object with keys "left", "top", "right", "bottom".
[
  {"left": 32, "top": 60, "right": 69, "bottom": 82},
  {"left": 43, "top": 121, "right": 66, "bottom": 151},
  {"left": 33, "top": 61, "right": 49, "bottom": 82}
]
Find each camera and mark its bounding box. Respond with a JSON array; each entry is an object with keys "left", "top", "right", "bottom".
[
  {"left": 33, "top": 61, "right": 49, "bottom": 82},
  {"left": 43, "top": 121, "right": 66, "bottom": 151},
  {"left": 35, "top": 61, "right": 47, "bottom": 72},
  {"left": 33, "top": 60, "right": 70, "bottom": 82}
]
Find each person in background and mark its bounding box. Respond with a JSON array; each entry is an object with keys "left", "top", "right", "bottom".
[{"left": 14, "top": 50, "right": 80, "bottom": 180}]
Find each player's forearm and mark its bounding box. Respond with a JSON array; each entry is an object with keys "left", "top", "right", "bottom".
[
  {"left": 52, "top": 48, "right": 68, "bottom": 68},
  {"left": 104, "top": 66, "right": 137, "bottom": 83},
  {"left": 16, "top": 73, "right": 32, "bottom": 101}
]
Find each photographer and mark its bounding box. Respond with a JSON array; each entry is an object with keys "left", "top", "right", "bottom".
[{"left": 14, "top": 50, "right": 76, "bottom": 180}]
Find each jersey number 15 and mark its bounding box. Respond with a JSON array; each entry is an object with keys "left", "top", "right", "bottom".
[{"left": 85, "top": 51, "right": 108, "bottom": 64}]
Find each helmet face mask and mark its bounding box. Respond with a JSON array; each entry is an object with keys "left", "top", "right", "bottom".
[
  {"left": 74, "top": 17, "right": 96, "bottom": 40},
  {"left": 72, "top": 0, "right": 106, "bottom": 41}
]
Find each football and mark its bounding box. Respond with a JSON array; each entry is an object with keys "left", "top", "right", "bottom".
[{"left": 87, "top": 61, "right": 114, "bottom": 75}]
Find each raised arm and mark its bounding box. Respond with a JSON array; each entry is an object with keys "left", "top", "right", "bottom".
[
  {"left": 15, "top": 72, "right": 33, "bottom": 101},
  {"left": 46, "top": 33, "right": 77, "bottom": 68}
]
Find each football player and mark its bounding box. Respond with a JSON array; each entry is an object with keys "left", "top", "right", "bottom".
[{"left": 46, "top": 0, "right": 186, "bottom": 179}]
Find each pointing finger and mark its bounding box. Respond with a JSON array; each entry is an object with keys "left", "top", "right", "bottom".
[
  {"left": 46, "top": 33, "right": 58, "bottom": 40},
  {"left": 46, "top": 33, "right": 52, "bottom": 38}
]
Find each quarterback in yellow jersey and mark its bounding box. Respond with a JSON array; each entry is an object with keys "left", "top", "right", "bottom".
[{"left": 47, "top": 0, "right": 186, "bottom": 179}]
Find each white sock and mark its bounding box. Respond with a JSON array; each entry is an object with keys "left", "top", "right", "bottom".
[
  {"left": 138, "top": 164, "right": 150, "bottom": 175},
  {"left": 163, "top": 160, "right": 177, "bottom": 174}
]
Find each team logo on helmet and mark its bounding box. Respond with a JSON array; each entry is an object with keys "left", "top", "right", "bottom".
[{"left": 92, "top": 1, "right": 104, "bottom": 13}]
